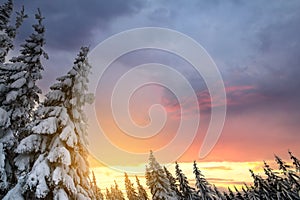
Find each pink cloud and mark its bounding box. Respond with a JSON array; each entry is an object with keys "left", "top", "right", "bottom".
[
  {"left": 161, "top": 84, "right": 266, "bottom": 120},
  {"left": 225, "top": 85, "right": 255, "bottom": 93}
]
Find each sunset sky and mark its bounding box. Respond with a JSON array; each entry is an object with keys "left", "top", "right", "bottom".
[{"left": 8, "top": 0, "right": 300, "bottom": 189}]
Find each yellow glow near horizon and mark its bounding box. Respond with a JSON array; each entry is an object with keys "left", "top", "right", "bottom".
[{"left": 91, "top": 160, "right": 271, "bottom": 195}]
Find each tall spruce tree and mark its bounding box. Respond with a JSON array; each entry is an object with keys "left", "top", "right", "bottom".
[
  {"left": 1, "top": 9, "right": 46, "bottom": 199},
  {"left": 1, "top": 4, "right": 42, "bottom": 197},
  {"left": 146, "top": 150, "right": 177, "bottom": 200},
  {"left": 0, "top": 1, "right": 26, "bottom": 104},
  {"left": 274, "top": 155, "right": 300, "bottom": 199},
  {"left": 175, "top": 162, "right": 198, "bottom": 200},
  {"left": 9, "top": 8, "right": 48, "bottom": 135},
  {"left": 164, "top": 166, "right": 181, "bottom": 199},
  {"left": 227, "top": 187, "right": 235, "bottom": 199},
  {"left": 136, "top": 175, "right": 149, "bottom": 200},
  {"left": 106, "top": 188, "right": 112, "bottom": 200},
  {"left": 193, "top": 161, "right": 217, "bottom": 200},
  {"left": 7, "top": 47, "right": 94, "bottom": 199},
  {"left": 125, "top": 172, "right": 139, "bottom": 200},
  {"left": 249, "top": 169, "right": 271, "bottom": 199},
  {"left": 110, "top": 180, "right": 125, "bottom": 200},
  {"left": 0, "top": 0, "right": 27, "bottom": 63},
  {"left": 212, "top": 185, "right": 224, "bottom": 200},
  {"left": 289, "top": 150, "right": 300, "bottom": 173},
  {"left": 233, "top": 186, "right": 244, "bottom": 200},
  {"left": 91, "top": 171, "right": 104, "bottom": 200},
  {"left": 0, "top": 0, "right": 13, "bottom": 63}
]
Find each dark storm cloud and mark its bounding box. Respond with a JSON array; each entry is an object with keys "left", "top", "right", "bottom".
[
  {"left": 148, "top": 0, "right": 300, "bottom": 112},
  {"left": 13, "top": 0, "right": 144, "bottom": 50},
  {"left": 5, "top": 0, "right": 300, "bottom": 111},
  {"left": 5, "top": 0, "right": 145, "bottom": 92},
  {"left": 254, "top": 11, "right": 300, "bottom": 99}
]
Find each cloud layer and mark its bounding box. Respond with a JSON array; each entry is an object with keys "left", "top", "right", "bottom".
[{"left": 6, "top": 0, "right": 300, "bottom": 162}]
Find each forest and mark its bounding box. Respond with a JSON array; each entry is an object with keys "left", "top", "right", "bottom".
[{"left": 0, "top": 1, "right": 300, "bottom": 199}]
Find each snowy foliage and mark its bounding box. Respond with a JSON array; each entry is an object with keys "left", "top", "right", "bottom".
[
  {"left": 241, "top": 154, "right": 300, "bottom": 200},
  {"left": 53, "top": 188, "right": 69, "bottom": 200},
  {"left": 0, "top": 1, "right": 32, "bottom": 196},
  {"left": 14, "top": 47, "right": 95, "bottom": 199},
  {"left": 24, "top": 155, "right": 50, "bottom": 198},
  {"left": 175, "top": 162, "right": 198, "bottom": 200},
  {"left": 0, "top": 0, "right": 14, "bottom": 63},
  {"left": 0, "top": 107, "right": 9, "bottom": 127},
  {"left": 32, "top": 116, "right": 57, "bottom": 134},
  {"left": 7, "top": 8, "right": 48, "bottom": 132},
  {"left": 2, "top": 182, "right": 24, "bottom": 200},
  {"left": 164, "top": 166, "right": 181, "bottom": 199},
  {"left": 125, "top": 172, "right": 139, "bottom": 200},
  {"left": 144, "top": 151, "right": 300, "bottom": 200},
  {"left": 91, "top": 171, "right": 104, "bottom": 200},
  {"left": 0, "top": 0, "right": 27, "bottom": 63},
  {"left": 105, "top": 181, "right": 125, "bottom": 200},
  {"left": 193, "top": 161, "right": 218, "bottom": 200},
  {"left": 146, "top": 151, "right": 178, "bottom": 200},
  {"left": 136, "top": 175, "right": 149, "bottom": 200}
]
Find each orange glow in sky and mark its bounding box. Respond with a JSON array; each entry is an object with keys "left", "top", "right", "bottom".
[{"left": 90, "top": 159, "right": 273, "bottom": 193}]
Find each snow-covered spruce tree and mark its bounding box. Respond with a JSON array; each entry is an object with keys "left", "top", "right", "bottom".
[
  {"left": 227, "top": 187, "right": 235, "bottom": 199},
  {"left": 125, "top": 172, "right": 139, "bottom": 200},
  {"left": 287, "top": 151, "right": 300, "bottom": 198},
  {"left": 175, "top": 162, "right": 198, "bottom": 200},
  {"left": 146, "top": 150, "right": 178, "bottom": 200},
  {"left": 249, "top": 169, "right": 271, "bottom": 199},
  {"left": 164, "top": 166, "right": 181, "bottom": 199},
  {"left": 233, "top": 186, "right": 243, "bottom": 200},
  {"left": 263, "top": 160, "right": 283, "bottom": 198},
  {"left": 289, "top": 150, "right": 300, "bottom": 173},
  {"left": 9, "top": 47, "right": 95, "bottom": 199},
  {"left": 110, "top": 180, "right": 125, "bottom": 200},
  {"left": 193, "top": 161, "right": 218, "bottom": 200},
  {"left": 244, "top": 154, "right": 300, "bottom": 200},
  {"left": 1, "top": 7, "right": 43, "bottom": 198},
  {"left": 241, "top": 185, "right": 249, "bottom": 200},
  {"left": 0, "top": 0, "right": 27, "bottom": 63},
  {"left": 212, "top": 185, "right": 224, "bottom": 200},
  {"left": 274, "top": 155, "right": 300, "bottom": 199},
  {"left": 135, "top": 175, "right": 149, "bottom": 200},
  {"left": 106, "top": 181, "right": 125, "bottom": 200},
  {"left": 9, "top": 8, "right": 48, "bottom": 135},
  {"left": 106, "top": 188, "right": 112, "bottom": 200},
  {"left": 0, "top": 0, "right": 13, "bottom": 63},
  {"left": 223, "top": 192, "right": 231, "bottom": 200},
  {"left": 1, "top": 9, "right": 47, "bottom": 160},
  {"left": 244, "top": 185, "right": 260, "bottom": 200},
  {"left": 91, "top": 171, "right": 104, "bottom": 200}
]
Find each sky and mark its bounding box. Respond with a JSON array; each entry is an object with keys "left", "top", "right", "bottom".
[{"left": 6, "top": 0, "right": 300, "bottom": 175}]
